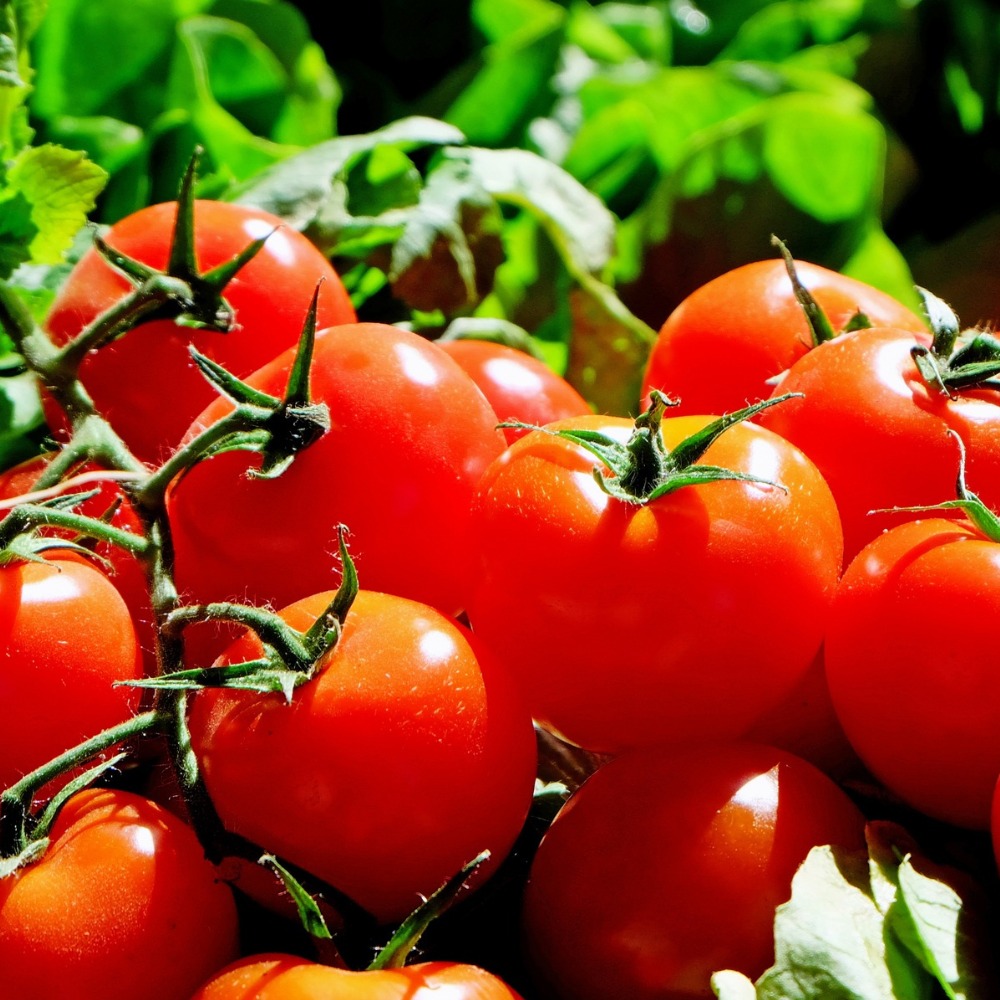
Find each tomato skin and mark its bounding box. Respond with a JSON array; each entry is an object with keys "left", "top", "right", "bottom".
[
  {"left": 825, "top": 518, "right": 1000, "bottom": 829},
  {"left": 757, "top": 326, "right": 1000, "bottom": 564},
  {"left": 464, "top": 414, "right": 843, "bottom": 754},
  {"left": 168, "top": 323, "right": 506, "bottom": 627},
  {"left": 521, "top": 742, "right": 866, "bottom": 1000},
  {"left": 0, "top": 554, "right": 142, "bottom": 793},
  {"left": 44, "top": 200, "right": 356, "bottom": 463},
  {"left": 437, "top": 340, "right": 591, "bottom": 443},
  {"left": 0, "top": 788, "right": 239, "bottom": 1000},
  {"left": 192, "top": 954, "right": 525, "bottom": 999},
  {"left": 188, "top": 589, "right": 537, "bottom": 924},
  {"left": 0, "top": 455, "right": 156, "bottom": 671},
  {"left": 640, "top": 259, "right": 927, "bottom": 415}
]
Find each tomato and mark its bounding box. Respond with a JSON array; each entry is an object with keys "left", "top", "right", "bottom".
[
  {"left": 825, "top": 517, "right": 1000, "bottom": 829},
  {"left": 0, "top": 788, "right": 238, "bottom": 1000},
  {"left": 187, "top": 588, "right": 537, "bottom": 924},
  {"left": 521, "top": 742, "right": 866, "bottom": 1000},
  {"left": 464, "top": 413, "right": 843, "bottom": 754},
  {"left": 0, "top": 454, "right": 155, "bottom": 672},
  {"left": 191, "top": 954, "right": 525, "bottom": 999},
  {"left": 44, "top": 200, "right": 356, "bottom": 463},
  {"left": 167, "top": 323, "right": 507, "bottom": 632},
  {"left": 756, "top": 326, "right": 1000, "bottom": 564},
  {"left": 437, "top": 339, "right": 591, "bottom": 443},
  {"left": 640, "top": 258, "right": 927, "bottom": 416},
  {"left": 0, "top": 553, "right": 142, "bottom": 794}
]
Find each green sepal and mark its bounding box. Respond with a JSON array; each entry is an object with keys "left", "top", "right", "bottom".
[
  {"left": 189, "top": 349, "right": 280, "bottom": 409},
  {"left": 258, "top": 854, "right": 333, "bottom": 942},
  {"left": 368, "top": 851, "right": 491, "bottom": 971},
  {"left": 124, "top": 656, "right": 308, "bottom": 702},
  {"left": 538, "top": 391, "right": 798, "bottom": 505},
  {"left": 0, "top": 837, "right": 47, "bottom": 879},
  {"left": 771, "top": 235, "right": 837, "bottom": 346},
  {"left": 31, "top": 752, "right": 128, "bottom": 843},
  {"left": 918, "top": 285, "right": 960, "bottom": 357}
]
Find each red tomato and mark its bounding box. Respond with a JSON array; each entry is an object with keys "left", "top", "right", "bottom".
[
  {"left": 437, "top": 339, "right": 591, "bottom": 443},
  {"left": 522, "top": 742, "right": 866, "bottom": 1000},
  {"left": 756, "top": 326, "right": 1000, "bottom": 564},
  {"left": 0, "top": 553, "right": 142, "bottom": 793},
  {"left": 0, "top": 788, "right": 239, "bottom": 1000},
  {"left": 191, "top": 954, "right": 525, "bottom": 999},
  {"left": 0, "top": 455, "right": 155, "bottom": 671},
  {"left": 44, "top": 200, "right": 356, "bottom": 463},
  {"left": 464, "top": 414, "right": 843, "bottom": 754},
  {"left": 167, "top": 323, "right": 506, "bottom": 629},
  {"left": 188, "top": 588, "right": 537, "bottom": 924},
  {"left": 825, "top": 517, "right": 1000, "bottom": 829},
  {"left": 640, "top": 259, "right": 927, "bottom": 415}
]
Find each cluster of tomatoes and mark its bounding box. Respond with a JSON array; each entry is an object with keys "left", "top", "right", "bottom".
[{"left": 1, "top": 192, "right": 999, "bottom": 1000}]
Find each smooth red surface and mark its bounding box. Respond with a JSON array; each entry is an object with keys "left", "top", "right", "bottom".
[
  {"left": 188, "top": 589, "right": 537, "bottom": 923},
  {"left": 826, "top": 517, "right": 1000, "bottom": 828},
  {"left": 465, "top": 414, "right": 844, "bottom": 754},
  {"left": 0, "top": 788, "right": 239, "bottom": 1000},
  {"left": 522, "top": 742, "right": 866, "bottom": 1000},
  {"left": 641, "top": 258, "right": 927, "bottom": 416},
  {"left": 44, "top": 200, "right": 356, "bottom": 463}
]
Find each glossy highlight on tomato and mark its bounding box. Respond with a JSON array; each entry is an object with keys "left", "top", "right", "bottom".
[
  {"left": 44, "top": 200, "right": 356, "bottom": 463},
  {"left": 191, "top": 953, "right": 525, "bottom": 999},
  {"left": 522, "top": 742, "right": 866, "bottom": 1000},
  {"left": 641, "top": 258, "right": 927, "bottom": 416},
  {"left": 188, "top": 588, "right": 537, "bottom": 924},
  {"left": 0, "top": 788, "right": 239, "bottom": 1000}
]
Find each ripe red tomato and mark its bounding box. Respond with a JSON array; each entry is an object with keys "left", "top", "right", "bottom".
[
  {"left": 464, "top": 413, "right": 843, "bottom": 754},
  {"left": 0, "top": 788, "right": 239, "bottom": 1000},
  {"left": 437, "top": 339, "right": 591, "bottom": 443},
  {"left": 167, "top": 323, "right": 507, "bottom": 628},
  {"left": 0, "top": 455, "right": 155, "bottom": 671},
  {"left": 756, "top": 326, "right": 1000, "bottom": 564},
  {"left": 640, "top": 259, "right": 927, "bottom": 415},
  {"left": 44, "top": 200, "right": 356, "bottom": 463},
  {"left": 0, "top": 553, "right": 142, "bottom": 793},
  {"left": 187, "top": 588, "right": 537, "bottom": 924},
  {"left": 825, "top": 517, "right": 1000, "bottom": 829},
  {"left": 191, "top": 954, "right": 525, "bottom": 999},
  {"left": 521, "top": 742, "right": 866, "bottom": 1000}
]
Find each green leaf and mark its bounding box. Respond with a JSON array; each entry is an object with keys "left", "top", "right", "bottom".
[
  {"left": 2, "top": 144, "right": 106, "bottom": 269},
  {"left": 228, "top": 116, "right": 466, "bottom": 230},
  {"left": 754, "top": 844, "right": 932, "bottom": 1000}
]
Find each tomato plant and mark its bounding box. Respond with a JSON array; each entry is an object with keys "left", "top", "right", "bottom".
[
  {"left": 167, "top": 322, "right": 507, "bottom": 628},
  {"left": 640, "top": 258, "right": 927, "bottom": 416},
  {"left": 464, "top": 405, "right": 844, "bottom": 754},
  {"left": 191, "top": 953, "right": 525, "bottom": 999},
  {"left": 0, "top": 552, "right": 142, "bottom": 794},
  {"left": 437, "top": 339, "right": 591, "bottom": 443},
  {"left": 43, "top": 200, "right": 356, "bottom": 463},
  {"left": 187, "top": 588, "right": 537, "bottom": 924},
  {"left": 0, "top": 787, "right": 239, "bottom": 1000},
  {"left": 756, "top": 325, "right": 1000, "bottom": 564},
  {"left": 521, "top": 742, "right": 866, "bottom": 1000},
  {"left": 825, "top": 516, "right": 1000, "bottom": 829}
]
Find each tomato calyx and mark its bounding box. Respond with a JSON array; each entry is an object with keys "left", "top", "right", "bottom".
[
  {"left": 909, "top": 288, "right": 1000, "bottom": 396},
  {"left": 771, "top": 236, "right": 851, "bottom": 346},
  {"left": 133, "top": 525, "right": 358, "bottom": 697},
  {"left": 526, "top": 390, "right": 797, "bottom": 504}
]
